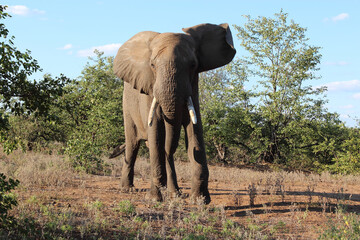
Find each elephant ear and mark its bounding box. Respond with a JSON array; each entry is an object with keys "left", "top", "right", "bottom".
[
  {"left": 182, "top": 23, "right": 236, "bottom": 72},
  {"left": 113, "top": 31, "right": 159, "bottom": 94}
]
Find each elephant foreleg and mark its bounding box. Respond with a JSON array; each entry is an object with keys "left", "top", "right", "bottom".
[
  {"left": 184, "top": 114, "right": 210, "bottom": 204},
  {"left": 165, "top": 155, "right": 180, "bottom": 195},
  {"left": 147, "top": 118, "right": 167, "bottom": 201},
  {"left": 164, "top": 120, "right": 182, "bottom": 196}
]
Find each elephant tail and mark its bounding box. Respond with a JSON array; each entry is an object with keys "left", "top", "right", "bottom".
[{"left": 109, "top": 144, "right": 126, "bottom": 159}]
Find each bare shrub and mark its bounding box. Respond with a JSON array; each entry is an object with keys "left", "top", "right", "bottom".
[
  {"left": 247, "top": 183, "right": 257, "bottom": 207},
  {"left": 232, "top": 190, "right": 243, "bottom": 206},
  {"left": 103, "top": 156, "right": 124, "bottom": 177},
  {"left": 0, "top": 150, "right": 77, "bottom": 187},
  {"left": 318, "top": 194, "right": 330, "bottom": 215}
]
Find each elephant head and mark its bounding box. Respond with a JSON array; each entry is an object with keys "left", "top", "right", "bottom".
[
  {"left": 113, "top": 23, "right": 236, "bottom": 203},
  {"left": 113, "top": 23, "right": 235, "bottom": 125}
]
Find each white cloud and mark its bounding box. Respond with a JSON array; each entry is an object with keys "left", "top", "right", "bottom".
[
  {"left": 7, "top": 5, "right": 45, "bottom": 16},
  {"left": 77, "top": 43, "right": 121, "bottom": 57},
  {"left": 61, "top": 44, "right": 73, "bottom": 50},
  {"left": 353, "top": 93, "right": 360, "bottom": 99},
  {"left": 320, "top": 80, "right": 360, "bottom": 92},
  {"left": 332, "top": 13, "right": 349, "bottom": 22},
  {"left": 324, "top": 13, "right": 349, "bottom": 23},
  {"left": 340, "top": 104, "right": 354, "bottom": 109},
  {"left": 7, "top": 5, "right": 30, "bottom": 15}
]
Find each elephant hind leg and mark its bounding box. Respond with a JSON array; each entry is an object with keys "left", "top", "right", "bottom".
[{"left": 121, "top": 122, "right": 140, "bottom": 192}]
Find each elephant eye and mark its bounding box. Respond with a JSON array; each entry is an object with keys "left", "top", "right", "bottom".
[
  {"left": 190, "top": 60, "right": 197, "bottom": 69},
  {"left": 150, "top": 59, "right": 156, "bottom": 69}
]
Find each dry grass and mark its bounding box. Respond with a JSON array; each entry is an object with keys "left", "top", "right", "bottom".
[
  {"left": 0, "top": 150, "right": 78, "bottom": 188},
  {"left": 1, "top": 152, "right": 360, "bottom": 239}
]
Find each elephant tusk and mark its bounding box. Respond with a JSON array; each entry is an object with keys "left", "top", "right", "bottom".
[
  {"left": 187, "top": 97, "right": 197, "bottom": 125},
  {"left": 148, "top": 97, "right": 158, "bottom": 127}
]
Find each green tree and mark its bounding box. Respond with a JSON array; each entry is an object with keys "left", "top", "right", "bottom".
[
  {"left": 0, "top": 5, "right": 69, "bottom": 152},
  {"left": 62, "top": 51, "right": 124, "bottom": 173},
  {"left": 1, "top": 6, "right": 71, "bottom": 230},
  {"left": 233, "top": 10, "right": 333, "bottom": 164},
  {"left": 199, "top": 63, "right": 255, "bottom": 163}
]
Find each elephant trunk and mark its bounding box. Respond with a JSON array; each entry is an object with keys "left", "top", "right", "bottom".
[{"left": 149, "top": 70, "right": 196, "bottom": 126}]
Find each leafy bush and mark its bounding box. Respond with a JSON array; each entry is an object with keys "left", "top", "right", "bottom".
[
  {"left": 327, "top": 127, "right": 360, "bottom": 174},
  {"left": 0, "top": 173, "right": 19, "bottom": 229},
  {"left": 61, "top": 51, "right": 124, "bottom": 173}
]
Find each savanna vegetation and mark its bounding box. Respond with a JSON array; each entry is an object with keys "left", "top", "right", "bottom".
[{"left": 1, "top": 5, "right": 360, "bottom": 239}]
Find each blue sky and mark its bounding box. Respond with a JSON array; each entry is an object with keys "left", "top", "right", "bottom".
[{"left": 2, "top": 0, "right": 360, "bottom": 126}]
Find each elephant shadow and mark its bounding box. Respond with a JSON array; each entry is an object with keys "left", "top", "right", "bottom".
[{"left": 213, "top": 189, "right": 360, "bottom": 215}]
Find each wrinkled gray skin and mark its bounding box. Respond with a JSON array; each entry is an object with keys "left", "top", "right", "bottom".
[{"left": 113, "top": 23, "right": 236, "bottom": 204}]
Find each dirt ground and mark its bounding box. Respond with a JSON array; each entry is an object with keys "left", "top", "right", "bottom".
[{"left": 15, "top": 162, "right": 360, "bottom": 239}]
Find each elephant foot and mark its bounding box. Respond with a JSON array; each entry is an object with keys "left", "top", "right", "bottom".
[
  {"left": 190, "top": 192, "right": 211, "bottom": 205},
  {"left": 166, "top": 185, "right": 182, "bottom": 197},
  {"left": 171, "top": 189, "right": 183, "bottom": 198},
  {"left": 164, "top": 189, "right": 182, "bottom": 200},
  {"left": 120, "top": 183, "right": 136, "bottom": 193},
  {"left": 180, "top": 192, "right": 189, "bottom": 199},
  {"left": 191, "top": 179, "right": 211, "bottom": 204},
  {"left": 145, "top": 186, "right": 163, "bottom": 202}
]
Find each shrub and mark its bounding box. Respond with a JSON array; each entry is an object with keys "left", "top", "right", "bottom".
[
  {"left": 116, "top": 200, "right": 136, "bottom": 216},
  {"left": 0, "top": 173, "right": 19, "bottom": 229},
  {"left": 62, "top": 51, "right": 124, "bottom": 174},
  {"left": 320, "top": 211, "right": 360, "bottom": 239},
  {"left": 327, "top": 128, "right": 360, "bottom": 174}
]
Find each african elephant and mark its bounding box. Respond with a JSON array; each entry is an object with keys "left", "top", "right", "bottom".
[{"left": 113, "top": 23, "right": 236, "bottom": 204}]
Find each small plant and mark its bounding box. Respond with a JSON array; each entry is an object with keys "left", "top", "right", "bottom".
[
  {"left": 274, "top": 173, "right": 285, "bottom": 194},
  {"left": 275, "top": 174, "right": 286, "bottom": 202},
  {"left": 89, "top": 200, "right": 104, "bottom": 211},
  {"left": 26, "top": 195, "right": 40, "bottom": 206},
  {"left": 306, "top": 182, "right": 316, "bottom": 203},
  {"left": 182, "top": 233, "right": 207, "bottom": 240},
  {"left": 336, "top": 187, "right": 347, "bottom": 209},
  {"left": 319, "top": 194, "right": 330, "bottom": 215},
  {"left": 270, "top": 220, "right": 288, "bottom": 234},
  {"left": 117, "top": 200, "right": 136, "bottom": 216},
  {"left": 221, "top": 219, "right": 237, "bottom": 237},
  {"left": 262, "top": 203, "right": 271, "bottom": 214}
]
